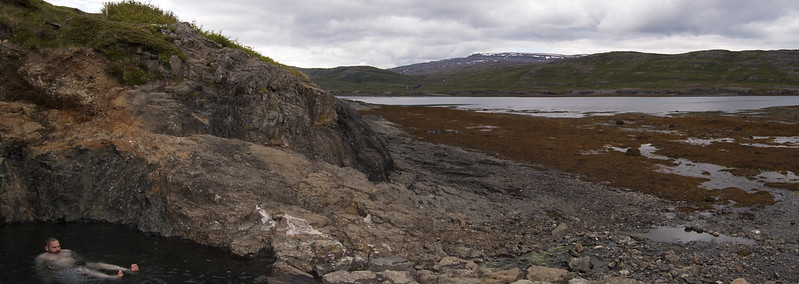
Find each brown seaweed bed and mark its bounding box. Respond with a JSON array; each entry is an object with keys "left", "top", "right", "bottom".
[{"left": 362, "top": 104, "right": 799, "bottom": 211}]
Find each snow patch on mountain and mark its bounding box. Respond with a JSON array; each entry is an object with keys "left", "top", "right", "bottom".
[{"left": 390, "top": 52, "right": 584, "bottom": 75}]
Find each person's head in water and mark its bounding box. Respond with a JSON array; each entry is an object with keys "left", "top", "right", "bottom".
[{"left": 44, "top": 237, "right": 61, "bottom": 254}]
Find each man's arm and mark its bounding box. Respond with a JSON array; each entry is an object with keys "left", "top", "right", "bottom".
[
  {"left": 34, "top": 254, "right": 50, "bottom": 271},
  {"left": 34, "top": 254, "right": 46, "bottom": 268},
  {"left": 85, "top": 262, "right": 139, "bottom": 272},
  {"left": 80, "top": 267, "right": 122, "bottom": 279}
]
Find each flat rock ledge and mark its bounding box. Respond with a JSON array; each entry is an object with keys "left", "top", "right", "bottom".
[
  {"left": 308, "top": 256, "right": 651, "bottom": 284},
  {"left": 267, "top": 254, "right": 659, "bottom": 284}
]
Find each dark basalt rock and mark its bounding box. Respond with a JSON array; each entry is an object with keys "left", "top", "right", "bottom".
[{"left": 125, "top": 22, "right": 393, "bottom": 181}]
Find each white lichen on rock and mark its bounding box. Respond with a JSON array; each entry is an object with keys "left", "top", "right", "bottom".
[
  {"left": 275, "top": 213, "right": 322, "bottom": 236},
  {"left": 255, "top": 205, "right": 275, "bottom": 229}
]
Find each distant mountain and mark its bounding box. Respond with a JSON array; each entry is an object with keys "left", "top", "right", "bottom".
[
  {"left": 304, "top": 50, "right": 799, "bottom": 96},
  {"left": 390, "top": 52, "right": 583, "bottom": 75}
]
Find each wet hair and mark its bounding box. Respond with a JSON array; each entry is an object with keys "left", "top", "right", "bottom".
[{"left": 44, "top": 237, "right": 59, "bottom": 247}]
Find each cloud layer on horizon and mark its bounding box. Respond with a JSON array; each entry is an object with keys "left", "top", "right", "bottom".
[{"left": 49, "top": 0, "right": 799, "bottom": 68}]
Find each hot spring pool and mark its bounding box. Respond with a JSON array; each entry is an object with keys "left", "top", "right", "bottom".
[{"left": 0, "top": 222, "right": 273, "bottom": 283}]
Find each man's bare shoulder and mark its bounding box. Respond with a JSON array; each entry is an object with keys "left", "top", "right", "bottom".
[{"left": 36, "top": 249, "right": 75, "bottom": 262}]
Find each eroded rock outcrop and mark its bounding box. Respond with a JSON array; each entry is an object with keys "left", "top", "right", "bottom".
[
  {"left": 126, "top": 22, "right": 393, "bottom": 181},
  {"left": 0, "top": 21, "right": 396, "bottom": 272}
]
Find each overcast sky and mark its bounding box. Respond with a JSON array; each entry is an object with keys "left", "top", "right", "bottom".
[{"left": 49, "top": 0, "right": 799, "bottom": 68}]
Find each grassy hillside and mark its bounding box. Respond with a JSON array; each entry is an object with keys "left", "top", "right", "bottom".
[
  {"left": 0, "top": 0, "right": 304, "bottom": 84},
  {"left": 306, "top": 50, "right": 799, "bottom": 96},
  {"left": 517, "top": 50, "right": 799, "bottom": 93},
  {"left": 302, "top": 66, "right": 421, "bottom": 94}
]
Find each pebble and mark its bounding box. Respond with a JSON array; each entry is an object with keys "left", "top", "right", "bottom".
[
  {"left": 569, "top": 256, "right": 593, "bottom": 272},
  {"left": 552, "top": 223, "right": 569, "bottom": 238},
  {"left": 663, "top": 250, "right": 680, "bottom": 264},
  {"left": 569, "top": 277, "right": 592, "bottom": 284},
  {"left": 526, "top": 265, "right": 570, "bottom": 283},
  {"left": 731, "top": 278, "right": 749, "bottom": 284},
  {"left": 575, "top": 242, "right": 584, "bottom": 253}
]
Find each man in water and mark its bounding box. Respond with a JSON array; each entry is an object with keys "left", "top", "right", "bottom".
[{"left": 35, "top": 237, "right": 139, "bottom": 280}]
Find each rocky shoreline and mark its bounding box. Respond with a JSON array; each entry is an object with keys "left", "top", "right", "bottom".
[{"left": 287, "top": 101, "right": 797, "bottom": 284}]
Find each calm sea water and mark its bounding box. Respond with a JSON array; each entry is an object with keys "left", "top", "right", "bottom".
[
  {"left": 0, "top": 222, "right": 271, "bottom": 283},
  {"left": 342, "top": 96, "right": 799, "bottom": 117}
]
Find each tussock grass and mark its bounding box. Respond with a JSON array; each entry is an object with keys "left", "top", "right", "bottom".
[{"left": 102, "top": 0, "right": 178, "bottom": 25}]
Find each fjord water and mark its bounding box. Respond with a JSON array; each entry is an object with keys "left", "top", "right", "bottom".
[
  {"left": 343, "top": 96, "right": 799, "bottom": 117},
  {"left": 0, "top": 222, "right": 271, "bottom": 283}
]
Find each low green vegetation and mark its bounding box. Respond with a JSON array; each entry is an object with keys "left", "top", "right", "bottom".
[
  {"left": 482, "top": 245, "right": 573, "bottom": 270},
  {"left": 512, "top": 51, "right": 796, "bottom": 92},
  {"left": 195, "top": 27, "right": 308, "bottom": 81},
  {"left": 306, "top": 50, "right": 799, "bottom": 95},
  {"left": 0, "top": 0, "right": 305, "bottom": 85},
  {"left": 303, "top": 66, "right": 421, "bottom": 93},
  {"left": 2, "top": 0, "right": 80, "bottom": 49},
  {"left": 1, "top": 0, "right": 184, "bottom": 84},
  {"left": 102, "top": 0, "right": 178, "bottom": 25}
]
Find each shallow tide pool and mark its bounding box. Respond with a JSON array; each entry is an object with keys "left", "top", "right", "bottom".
[
  {"left": 606, "top": 143, "right": 798, "bottom": 195},
  {"left": 644, "top": 226, "right": 755, "bottom": 245}
]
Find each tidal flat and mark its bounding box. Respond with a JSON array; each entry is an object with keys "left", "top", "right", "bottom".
[
  {"left": 362, "top": 104, "right": 799, "bottom": 212},
  {"left": 353, "top": 101, "right": 799, "bottom": 283}
]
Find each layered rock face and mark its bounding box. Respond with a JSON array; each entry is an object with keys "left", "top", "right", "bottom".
[
  {"left": 131, "top": 23, "right": 393, "bottom": 181},
  {"left": 0, "top": 23, "right": 394, "bottom": 267}
]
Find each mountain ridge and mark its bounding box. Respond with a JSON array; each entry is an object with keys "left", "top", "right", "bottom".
[
  {"left": 304, "top": 49, "right": 799, "bottom": 96},
  {"left": 389, "top": 52, "right": 585, "bottom": 75}
]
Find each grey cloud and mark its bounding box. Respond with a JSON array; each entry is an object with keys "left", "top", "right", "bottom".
[
  {"left": 598, "top": 0, "right": 799, "bottom": 38},
  {"left": 67, "top": 0, "right": 799, "bottom": 67}
]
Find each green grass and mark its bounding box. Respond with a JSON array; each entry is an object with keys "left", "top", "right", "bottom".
[
  {"left": 102, "top": 0, "right": 179, "bottom": 25},
  {"left": 1, "top": 0, "right": 183, "bottom": 85},
  {"left": 64, "top": 14, "right": 186, "bottom": 84},
  {"left": 482, "top": 245, "right": 573, "bottom": 270},
  {"left": 2, "top": 0, "right": 79, "bottom": 48}
]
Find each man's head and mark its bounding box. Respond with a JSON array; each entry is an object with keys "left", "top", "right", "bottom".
[{"left": 44, "top": 237, "right": 61, "bottom": 254}]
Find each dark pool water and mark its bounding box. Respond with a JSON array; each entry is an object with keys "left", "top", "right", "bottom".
[{"left": 0, "top": 222, "right": 272, "bottom": 283}]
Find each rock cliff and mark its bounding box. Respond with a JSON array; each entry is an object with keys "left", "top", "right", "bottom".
[{"left": 1, "top": 18, "right": 396, "bottom": 268}]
